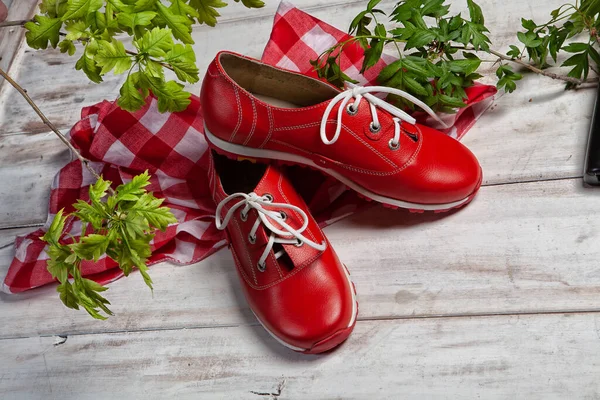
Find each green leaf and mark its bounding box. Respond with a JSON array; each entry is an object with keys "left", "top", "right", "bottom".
[
  {"left": 562, "top": 51, "right": 589, "bottom": 80},
  {"left": 117, "top": 10, "right": 157, "bottom": 32},
  {"left": 43, "top": 209, "right": 67, "bottom": 244},
  {"left": 367, "top": 0, "right": 382, "bottom": 11},
  {"left": 146, "top": 60, "right": 165, "bottom": 79},
  {"left": 119, "top": 73, "right": 146, "bottom": 112},
  {"left": 89, "top": 176, "right": 111, "bottom": 202},
  {"left": 517, "top": 31, "right": 542, "bottom": 48},
  {"left": 70, "top": 234, "right": 109, "bottom": 261},
  {"left": 562, "top": 42, "right": 589, "bottom": 53},
  {"left": 460, "top": 22, "right": 490, "bottom": 51},
  {"left": 406, "top": 29, "right": 436, "bottom": 49},
  {"left": 145, "top": 77, "right": 191, "bottom": 112},
  {"left": 421, "top": 0, "right": 449, "bottom": 18},
  {"left": 169, "top": 0, "right": 199, "bottom": 18},
  {"left": 135, "top": 0, "right": 158, "bottom": 11},
  {"left": 75, "top": 47, "right": 103, "bottom": 83},
  {"left": 58, "top": 40, "right": 77, "bottom": 56},
  {"left": 116, "top": 170, "right": 151, "bottom": 200},
  {"left": 189, "top": 0, "right": 228, "bottom": 26},
  {"left": 466, "top": 0, "right": 484, "bottom": 25},
  {"left": 403, "top": 76, "right": 428, "bottom": 96},
  {"left": 96, "top": 39, "right": 132, "bottom": 75},
  {"left": 62, "top": 0, "right": 104, "bottom": 21},
  {"left": 86, "top": 11, "right": 107, "bottom": 32},
  {"left": 25, "top": 16, "right": 63, "bottom": 50},
  {"left": 57, "top": 282, "right": 80, "bottom": 310},
  {"left": 135, "top": 27, "right": 174, "bottom": 57},
  {"left": 589, "top": 46, "right": 600, "bottom": 68},
  {"left": 131, "top": 193, "right": 178, "bottom": 230},
  {"left": 439, "top": 94, "right": 466, "bottom": 108},
  {"left": 507, "top": 45, "right": 521, "bottom": 58},
  {"left": 361, "top": 39, "right": 384, "bottom": 72},
  {"left": 170, "top": 59, "right": 200, "bottom": 83},
  {"left": 107, "top": 0, "right": 133, "bottom": 13},
  {"left": 156, "top": 3, "right": 194, "bottom": 44},
  {"left": 40, "top": 0, "right": 69, "bottom": 18},
  {"left": 234, "top": 0, "right": 265, "bottom": 8},
  {"left": 65, "top": 20, "right": 88, "bottom": 41},
  {"left": 521, "top": 18, "right": 536, "bottom": 31},
  {"left": 449, "top": 57, "right": 481, "bottom": 75}
]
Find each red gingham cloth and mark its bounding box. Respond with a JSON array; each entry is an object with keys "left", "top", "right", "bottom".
[{"left": 3, "top": 1, "right": 496, "bottom": 293}]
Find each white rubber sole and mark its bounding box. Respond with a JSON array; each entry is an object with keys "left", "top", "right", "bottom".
[
  {"left": 251, "top": 264, "right": 358, "bottom": 353},
  {"left": 205, "top": 125, "right": 471, "bottom": 211}
]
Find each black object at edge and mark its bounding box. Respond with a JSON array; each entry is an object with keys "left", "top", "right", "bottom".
[{"left": 584, "top": 84, "right": 600, "bottom": 186}]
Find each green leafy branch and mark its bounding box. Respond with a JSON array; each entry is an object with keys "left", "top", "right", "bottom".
[
  {"left": 43, "top": 172, "right": 177, "bottom": 319},
  {"left": 313, "top": 0, "right": 600, "bottom": 113},
  {"left": 0, "top": 58, "right": 176, "bottom": 321},
  {"left": 20, "top": 0, "right": 265, "bottom": 113}
]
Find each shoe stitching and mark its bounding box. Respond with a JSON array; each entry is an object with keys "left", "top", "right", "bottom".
[
  {"left": 232, "top": 216, "right": 258, "bottom": 285},
  {"left": 229, "top": 86, "right": 242, "bottom": 142},
  {"left": 395, "top": 124, "right": 423, "bottom": 173},
  {"left": 242, "top": 96, "right": 257, "bottom": 146},
  {"left": 274, "top": 120, "right": 336, "bottom": 131},
  {"left": 277, "top": 174, "right": 319, "bottom": 244},
  {"left": 274, "top": 122, "right": 402, "bottom": 170},
  {"left": 269, "top": 248, "right": 283, "bottom": 279},
  {"left": 241, "top": 249, "right": 323, "bottom": 291},
  {"left": 270, "top": 139, "right": 400, "bottom": 176},
  {"left": 258, "top": 106, "right": 274, "bottom": 149}
]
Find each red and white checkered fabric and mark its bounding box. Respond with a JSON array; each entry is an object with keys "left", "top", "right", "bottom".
[{"left": 3, "top": 1, "right": 496, "bottom": 293}]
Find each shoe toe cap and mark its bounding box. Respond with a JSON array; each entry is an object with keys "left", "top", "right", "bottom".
[
  {"left": 405, "top": 126, "right": 482, "bottom": 204},
  {"left": 254, "top": 253, "right": 356, "bottom": 353}
]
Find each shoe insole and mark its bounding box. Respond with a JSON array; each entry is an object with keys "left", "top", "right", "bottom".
[{"left": 254, "top": 93, "right": 302, "bottom": 109}]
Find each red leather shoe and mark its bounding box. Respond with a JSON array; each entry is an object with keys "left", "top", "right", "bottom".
[
  {"left": 201, "top": 51, "right": 482, "bottom": 212},
  {"left": 209, "top": 150, "right": 357, "bottom": 353}
]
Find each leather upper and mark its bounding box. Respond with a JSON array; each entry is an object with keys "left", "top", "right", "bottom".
[
  {"left": 201, "top": 51, "right": 482, "bottom": 205},
  {"left": 207, "top": 152, "right": 355, "bottom": 350}
]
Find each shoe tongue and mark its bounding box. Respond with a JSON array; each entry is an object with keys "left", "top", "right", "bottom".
[
  {"left": 251, "top": 165, "right": 325, "bottom": 269},
  {"left": 252, "top": 165, "right": 284, "bottom": 200}
]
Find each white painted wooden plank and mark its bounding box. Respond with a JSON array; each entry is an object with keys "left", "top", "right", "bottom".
[
  {"left": 0, "top": 0, "right": 38, "bottom": 89},
  {"left": 2, "top": 178, "right": 600, "bottom": 339},
  {"left": 2, "top": 313, "right": 600, "bottom": 399}
]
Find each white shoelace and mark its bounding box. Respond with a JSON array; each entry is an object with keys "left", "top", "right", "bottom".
[
  {"left": 320, "top": 84, "right": 449, "bottom": 150},
  {"left": 215, "top": 192, "right": 326, "bottom": 271}
]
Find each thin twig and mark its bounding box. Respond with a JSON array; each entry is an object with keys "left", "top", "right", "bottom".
[
  {"left": 0, "top": 66, "right": 115, "bottom": 194},
  {"left": 455, "top": 45, "right": 598, "bottom": 84},
  {"left": 0, "top": 19, "right": 31, "bottom": 28}
]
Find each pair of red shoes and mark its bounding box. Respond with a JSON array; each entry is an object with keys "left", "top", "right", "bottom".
[{"left": 201, "top": 52, "right": 483, "bottom": 353}]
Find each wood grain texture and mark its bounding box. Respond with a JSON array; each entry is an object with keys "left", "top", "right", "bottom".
[
  {"left": 2, "top": 178, "right": 600, "bottom": 339},
  {"left": 0, "top": 0, "right": 38, "bottom": 87},
  {"left": 1, "top": 313, "right": 600, "bottom": 399}
]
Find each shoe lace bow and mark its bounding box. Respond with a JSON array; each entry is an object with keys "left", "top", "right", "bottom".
[{"left": 215, "top": 192, "right": 326, "bottom": 271}]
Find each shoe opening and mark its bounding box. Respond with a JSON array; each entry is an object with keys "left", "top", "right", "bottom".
[
  {"left": 219, "top": 53, "right": 339, "bottom": 108},
  {"left": 212, "top": 150, "right": 268, "bottom": 194}
]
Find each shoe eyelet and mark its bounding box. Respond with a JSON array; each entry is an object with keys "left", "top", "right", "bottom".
[
  {"left": 346, "top": 103, "right": 358, "bottom": 116},
  {"left": 369, "top": 122, "right": 381, "bottom": 133},
  {"left": 240, "top": 211, "right": 248, "bottom": 221},
  {"left": 248, "top": 234, "right": 256, "bottom": 244},
  {"left": 279, "top": 211, "right": 287, "bottom": 221},
  {"left": 294, "top": 238, "right": 303, "bottom": 247},
  {"left": 257, "top": 261, "right": 266, "bottom": 272},
  {"left": 263, "top": 193, "right": 273, "bottom": 202},
  {"left": 388, "top": 139, "right": 400, "bottom": 151}
]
